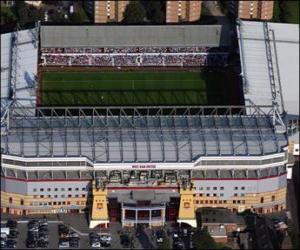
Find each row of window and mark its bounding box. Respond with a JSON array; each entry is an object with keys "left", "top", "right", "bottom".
[
  {"left": 199, "top": 186, "right": 246, "bottom": 191},
  {"left": 195, "top": 200, "right": 246, "bottom": 205},
  {"left": 33, "top": 194, "right": 86, "bottom": 199},
  {"left": 30, "top": 201, "right": 86, "bottom": 206},
  {"left": 33, "top": 187, "right": 88, "bottom": 192}
]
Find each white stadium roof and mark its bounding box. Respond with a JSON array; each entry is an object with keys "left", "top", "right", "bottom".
[
  {"left": 237, "top": 20, "right": 299, "bottom": 118},
  {"left": 0, "top": 29, "right": 38, "bottom": 109}
]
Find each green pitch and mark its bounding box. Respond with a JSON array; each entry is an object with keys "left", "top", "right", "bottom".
[{"left": 42, "top": 71, "right": 233, "bottom": 106}]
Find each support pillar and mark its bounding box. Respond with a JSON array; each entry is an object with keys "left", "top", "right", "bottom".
[
  {"left": 135, "top": 209, "right": 138, "bottom": 226},
  {"left": 149, "top": 209, "right": 152, "bottom": 229}
]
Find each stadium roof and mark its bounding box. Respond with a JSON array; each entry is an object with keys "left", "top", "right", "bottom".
[
  {"left": 237, "top": 20, "right": 299, "bottom": 118},
  {"left": 40, "top": 25, "right": 231, "bottom": 48},
  {"left": 0, "top": 29, "right": 38, "bottom": 107},
  {"left": 1, "top": 107, "right": 287, "bottom": 163}
]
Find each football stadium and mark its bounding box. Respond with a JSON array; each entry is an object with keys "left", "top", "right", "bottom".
[{"left": 1, "top": 21, "right": 298, "bottom": 228}]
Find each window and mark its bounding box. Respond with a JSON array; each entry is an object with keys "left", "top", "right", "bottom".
[
  {"left": 58, "top": 202, "right": 61, "bottom": 205},
  {"left": 68, "top": 194, "right": 72, "bottom": 198},
  {"left": 48, "top": 202, "right": 52, "bottom": 205},
  {"left": 53, "top": 202, "right": 57, "bottom": 205},
  {"left": 75, "top": 194, "right": 79, "bottom": 198},
  {"left": 234, "top": 193, "right": 238, "bottom": 197},
  {"left": 242, "top": 200, "right": 245, "bottom": 204},
  {"left": 76, "top": 201, "right": 80, "bottom": 205},
  {"left": 233, "top": 200, "right": 236, "bottom": 204},
  {"left": 210, "top": 200, "right": 213, "bottom": 204},
  {"left": 220, "top": 187, "right": 224, "bottom": 190},
  {"left": 241, "top": 187, "right": 245, "bottom": 190},
  {"left": 61, "top": 195, "right": 65, "bottom": 198},
  {"left": 213, "top": 187, "right": 217, "bottom": 190},
  {"left": 237, "top": 200, "right": 241, "bottom": 204},
  {"left": 234, "top": 187, "right": 238, "bottom": 190},
  {"left": 199, "top": 187, "right": 203, "bottom": 190},
  {"left": 9, "top": 197, "right": 13, "bottom": 204},
  {"left": 199, "top": 194, "right": 203, "bottom": 197},
  {"left": 260, "top": 197, "right": 264, "bottom": 203},
  {"left": 205, "top": 200, "right": 208, "bottom": 204},
  {"left": 48, "top": 195, "right": 51, "bottom": 198},
  {"left": 33, "top": 195, "right": 37, "bottom": 199},
  {"left": 54, "top": 195, "right": 58, "bottom": 198},
  {"left": 220, "top": 193, "right": 224, "bottom": 197},
  {"left": 206, "top": 187, "right": 210, "bottom": 190},
  {"left": 82, "top": 187, "right": 86, "bottom": 191},
  {"left": 40, "top": 195, "right": 44, "bottom": 198},
  {"left": 68, "top": 188, "right": 72, "bottom": 191},
  {"left": 241, "top": 194, "right": 245, "bottom": 197},
  {"left": 82, "top": 194, "right": 86, "bottom": 198},
  {"left": 67, "top": 201, "right": 71, "bottom": 205},
  {"left": 223, "top": 200, "right": 227, "bottom": 204},
  {"left": 272, "top": 195, "right": 275, "bottom": 201},
  {"left": 206, "top": 194, "right": 210, "bottom": 197},
  {"left": 47, "top": 188, "right": 51, "bottom": 191},
  {"left": 20, "top": 199, "right": 24, "bottom": 205},
  {"left": 219, "top": 200, "right": 222, "bottom": 204},
  {"left": 75, "top": 188, "right": 79, "bottom": 191},
  {"left": 40, "top": 188, "right": 44, "bottom": 192},
  {"left": 61, "top": 188, "right": 65, "bottom": 191},
  {"left": 213, "top": 193, "right": 217, "bottom": 197},
  {"left": 33, "top": 188, "right": 37, "bottom": 192},
  {"left": 62, "top": 201, "right": 66, "bottom": 205},
  {"left": 54, "top": 188, "right": 58, "bottom": 191}
]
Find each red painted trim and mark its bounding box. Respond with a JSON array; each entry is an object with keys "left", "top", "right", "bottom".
[
  {"left": 1, "top": 176, "right": 91, "bottom": 182},
  {"left": 107, "top": 186, "right": 179, "bottom": 190},
  {"left": 192, "top": 173, "right": 287, "bottom": 181}
]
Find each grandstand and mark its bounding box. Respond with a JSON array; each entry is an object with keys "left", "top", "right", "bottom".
[{"left": 0, "top": 23, "right": 293, "bottom": 229}]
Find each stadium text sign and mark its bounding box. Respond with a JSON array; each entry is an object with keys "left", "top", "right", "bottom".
[{"left": 131, "top": 165, "right": 156, "bottom": 169}]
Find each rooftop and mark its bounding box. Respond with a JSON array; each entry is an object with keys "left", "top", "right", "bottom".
[
  {"left": 199, "top": 208, "right": 246, "bottom": 225},
  {"left": 40, "top": 25, "right": 231, "bottom": 48},
  {"left": 237, "top": 20, "right": 299, "bottom": 117},
  {"left": 1, "top": 106, "right": 287, "bottom": 163}
]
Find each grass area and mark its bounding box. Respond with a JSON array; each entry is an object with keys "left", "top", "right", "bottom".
[{"left": 42, "top": 71, "right": 236, "bottom": 106}]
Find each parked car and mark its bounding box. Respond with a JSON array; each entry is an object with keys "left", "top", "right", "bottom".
[
  {"left": 59, "top": 240, "right": 70, "bottom": 248},
  {"left": 91, "top": 241, "right": 101, "bottom": 248},
  {"left": 120, "top": 234, "right": 130, "bottom": 247},
  {"left": 38, "top": 239, "right": 48, "bottom": 248},
  {"left": 156, "top": 230, "right": 164, "bottom": 243},
  {"left": 6, "top": 239, "right": 17, "bottom": 248},
  {"left": 7, "top": 230, "right": 18, "bottom": 239},
  {"left": 69, "top": 231, "right": 79, "bottom": 238},
  {"left": 26, "top": 239, "right": 37, "bottom": 248},
  {"left": 6, "top": 220, "right": 17, "bottom": 230}
]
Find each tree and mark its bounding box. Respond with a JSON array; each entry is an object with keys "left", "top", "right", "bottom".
[
  {"left": 192, "top": 229, "right": 218, "bottom": 250},
  {"left": 70, "top": 7, "right": 90, "bottom": 23},
  {"left": 145, "top": 1, "right": 164, "bottom": 24},
  {"left": 161, "top": 235, "right": 171, "bottom": 249},
  {"left": 123, "top": 1, "right": 146, "bottom": 24},
  {"left": 0, "top": 5, "right": 17, "bottom": 26}
]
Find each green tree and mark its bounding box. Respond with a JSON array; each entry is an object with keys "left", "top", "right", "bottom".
[
  {"left": 193, "top": 229, "right": 218, "bottom": 250},
  {"left": 70, "top": 7, "right": 90, "bottom": 23},
  {"left": 145, "top": 1, "right": 164, "bottom": 23},
  {"left": 0, "top": 5, "right": 17, "bottom": 26},
  {"left": 161, "top": 235, "right": 171, "bottom": 249},
  {"left": 123, "top": 1, "right": 146, "bottom": 24}
]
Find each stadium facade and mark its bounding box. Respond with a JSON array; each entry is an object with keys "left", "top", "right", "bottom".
[{"left": 1, "top": 23, "right": 298, "bottom": 228}]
